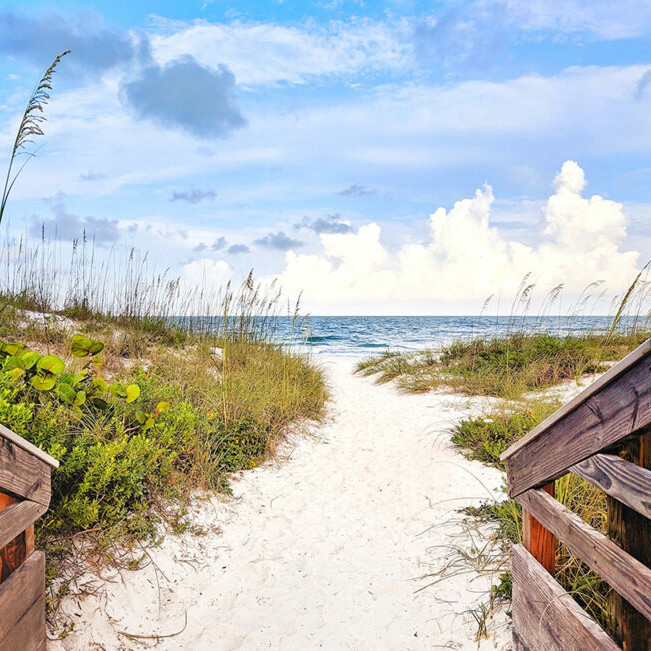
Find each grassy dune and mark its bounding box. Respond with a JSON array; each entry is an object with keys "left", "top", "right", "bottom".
[
  {"left": 355, "top": 331, "right": 649, "bottom": 398},
  {"left": 403, "top": 280, "right": 650, "bottom": 639},
  {"left": 0, "top": 265, "right": 327, "bottom": 613}
]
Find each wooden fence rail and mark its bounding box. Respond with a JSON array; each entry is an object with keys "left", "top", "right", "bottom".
[
  {"left": 501, "top": 338, "right": 651, "bottom": 650},
  {"left": 0, "top": 423, "right": 58, "bottom": 651}
]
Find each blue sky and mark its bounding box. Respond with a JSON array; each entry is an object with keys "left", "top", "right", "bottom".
[{"left": 0, "top": 0, "right": 649, "bottom": 313}]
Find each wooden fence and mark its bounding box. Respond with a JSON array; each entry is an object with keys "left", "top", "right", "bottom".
[
  {"left": 0, "top": 422, "right": 58, "bottom": 650},
  {"left": 501, "top": 338, "right": 651, "bottom": 650}
]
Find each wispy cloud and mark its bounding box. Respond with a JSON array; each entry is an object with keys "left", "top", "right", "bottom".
[
  {"left": 30, "top": 195, "right": 121, "bottom": 245},
  {"left": 227, "top": 243, "right": 250, "bottom": 254},
  {"left": 254, "top": 231, "right": 304, "bottom": 250},
  {"left": 295, "top": 214, "right": 351, "bottom": 234},
  {"left": 337, "top": 184, "right": 376, "bottom": 197},
  {"left": 170, "top": 188, "right": 217, "bottom": 203},
  {"left": 0, "top": 10, "right": 150, "bottom": 75},
  {"left": 79, "top": 170, "right": 107, "bottom": 182}
]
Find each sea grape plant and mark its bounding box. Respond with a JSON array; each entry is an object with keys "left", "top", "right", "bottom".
[{"left": 0, "top": 335, "right": 168, "bottom": 427}]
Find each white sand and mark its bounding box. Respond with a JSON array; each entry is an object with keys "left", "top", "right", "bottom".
[{"left": 50, "top": 358, "right": 511, "bottom": 650}]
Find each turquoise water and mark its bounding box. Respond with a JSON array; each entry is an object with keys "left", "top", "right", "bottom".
[{"left": 272, "top": 315, "right": 622, "bottom": 357}]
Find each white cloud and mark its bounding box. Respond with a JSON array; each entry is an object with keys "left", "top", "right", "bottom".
[
  {"left": 271, "top": 162, "right": 640, "bottom": 314},
  {"left": 149, "top": 18, "right": 411, "bottom": 86},
  {"left": 499, "top": 0, "right": 651, "bottom": 40}
]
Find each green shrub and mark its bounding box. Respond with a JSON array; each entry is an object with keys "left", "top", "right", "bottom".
[{"left": 451, "top": 399, "right": 560, "bottom": 468}]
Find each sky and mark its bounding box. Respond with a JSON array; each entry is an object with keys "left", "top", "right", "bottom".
[{"left": 0, "top": 0, "right": 649, "bottom": 314}]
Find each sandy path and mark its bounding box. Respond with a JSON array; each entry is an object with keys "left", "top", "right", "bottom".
[{"left": 51, "top": 358, "right": 510, "bottom": 650}]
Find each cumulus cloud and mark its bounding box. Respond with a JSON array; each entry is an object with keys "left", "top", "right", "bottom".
[
  {"left": 30, "top": 195, "right": 121, "bottom": 245},
  {"left": 181, "top": 258, "right": 230, "bottom": 293},
  {"left": 170, "top": 188, "right": 217, "bottom": 203},
  {"left": 122, "top": 56, "right": 246, "bottom": 138},
  {"left": 255, "top": 231, "right": 304, "bottom": 251},
  {"left": 272, "top": 162, "right": 640, "bottom": 313},
  {"left": 295, "top": 214, "right": 352, "bottom": 234},
  {"left": 337, "top": 184, "right": 376, "bottom": 197}
]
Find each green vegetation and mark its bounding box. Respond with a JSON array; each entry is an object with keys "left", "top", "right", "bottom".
[
  {"left": 447, "top": 399, "right": 614, "bottom": 637},
  {"left": 0, "top": 273, "right": 327, "bottom": 613},
  {"left": 0, "top": 52, "right": 327, "bottom": 617},
  {"left": 413, "top": 278, "right": 650, "bottom": 641},
  {"left": 451, "top": 399, "right": 561, "bottom": 469},
  {"left": 355, "top": 331, "right": 649, "bottom": 398}
]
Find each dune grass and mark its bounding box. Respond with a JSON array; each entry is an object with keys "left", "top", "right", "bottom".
[
  {"left": 415, "top": 278, "right": 650, "bottom": 640},
  {"left": 0, "top": 247, "right": 327, "bottom": 616},
  {"left": 355, "top": 330, "right": 649, "bottom": 399},
  {"left": 447, "top": 397, "right": 615, "bottom": 637}
]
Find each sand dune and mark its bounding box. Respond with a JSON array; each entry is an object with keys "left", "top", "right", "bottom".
[{"left": 51, "top": 358, "right": 510, "bottom": 650}]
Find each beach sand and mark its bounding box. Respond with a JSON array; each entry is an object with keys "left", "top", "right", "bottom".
[{"left": 50, "top": 357, "right": 510, "bottom": 650}]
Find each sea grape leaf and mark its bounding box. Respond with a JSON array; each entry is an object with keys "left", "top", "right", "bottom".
[
  {"left": 71, "top": 334, "right": 104, "bottom": 357},
  {"left": 20, "top": 350, "right": 42, "bottom": 369},
  {"left": 31, "top": 374, "right": 56, "bottom": 391},
  {"left": 57, "top": 383, "right": 76, "bottom": 404},
  {"left": 37, "top": 355, "right": 65, "bottom": 375},
  {"left": 4, "top": 356, "right": 27, "bottom": 371},
  {"left": 155, "top": 401, "right": 170, "bottom": 414},
  {"left": 92, "top": 376, "right": 109, "bottom": 392},
  {"left": 125, "top": 384, "right": 140, "bottom": 403}
]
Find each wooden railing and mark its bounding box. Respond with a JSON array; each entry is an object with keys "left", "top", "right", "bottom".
[
  {"left": 0, "top": 423, "right": 58, "bottom": 650},
  {"left": 501, "top": 338, "right": 651, "bottom": 650}
]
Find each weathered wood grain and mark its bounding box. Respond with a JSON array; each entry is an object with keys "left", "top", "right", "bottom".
[
  {"left": 506, "top": 354, "right": 651, "bottom": 496},
  {"left": 605, "top": 431, "right": 651, "bottom": 650},
  {"left": 0, "top": 423, "right": 58, "bottom": 468},
  {"left": 511, "top": 543, "right": 619, "bottom": 650},
  {"left": 0, "top": 551, "right": 45, "bottom": 642},
  {"left": 502, "top": 338, "right": 651, "bottom": 461},
  {"left": 0, "top": 591, "right": 46, "bottom": 651},
  {"left": 525, "top": 482, "right": 556, "bottom": 574},
  {"left": 572, "top": 452, "right": 651, "bottom": 521},
  {"left": 0, "top": 500, "right": 47, "bottom": 551},
  {"left": 0, "top": 435, "right": 51, "bottom": 506},
  {"left": 0, "top": 493, "right": 24, "bottom": 583},
  {"left": 517, "top": 488, "right": 651, "bottom": 621}
]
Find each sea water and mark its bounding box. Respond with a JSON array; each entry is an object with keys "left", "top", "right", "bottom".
[{"left": 269, "top": 315, "right": 622, "bottom": 357}]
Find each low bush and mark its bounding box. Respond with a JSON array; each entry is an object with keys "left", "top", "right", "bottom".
[{"left": 356, "top": 331, "right": 649, "bottom": 398}]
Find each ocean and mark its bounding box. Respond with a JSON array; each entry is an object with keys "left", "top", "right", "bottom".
[{"left": 271, "top": 315, "right": 621, "bottom": 357}]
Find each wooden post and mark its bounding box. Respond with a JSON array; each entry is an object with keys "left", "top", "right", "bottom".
[
  {"left": 0, "top": 493, "right": 27, "bottom": 584},
  {"left": 607, "top": 430, "right": 651, "bottom": 651},
  {"left": 522, "top": 481, "right": 556, "bottom": 574}
]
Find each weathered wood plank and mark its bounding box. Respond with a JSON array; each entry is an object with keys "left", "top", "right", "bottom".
[
  {"left": 506, "top": 354, "right": 651, "bottom": 496},
  {"left": 571, "top": 453, "right": 651, "bottom": 521},
  {"left": 0, "top": 435, "right": 51, "bottom": 506},
  {"left": 0, "top": 551, "right": 45, "bottom": 641},
  {"left": 0, "top": 423, "right": 58, "bottom": 468},
  {"left": 0, "top": 501, "right": 47, "bottom": 551},
  {"left": 0, "top": 591, "right": 46, "bottom": 651},
  {"left": 502, "top": 338, "right": 651, "bottom": 461},
  {"left": 525, "top": 482, "right": 556, "bottom": 574},
  {"left": 511, "top": 543, "right": 619, "bottom": 650},
  {"left": 605, "top": 431, "right": 651, "bottom": 649},
  {"left": 517, "top": 488, "right": 651, "bottom": 621},
  {"left": 0, "top": 493, "right": 24, "bottom": 583}
]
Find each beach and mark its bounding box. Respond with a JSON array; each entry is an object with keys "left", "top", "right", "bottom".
[{"left": 51, "top": 357, "right": 509, "bottom": 649}]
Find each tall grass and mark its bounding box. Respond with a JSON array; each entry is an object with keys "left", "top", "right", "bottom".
[
  {"left": 355, "top": 277, "right": 650, "bottom": 399},
  {"left": 0, "top": 235, "right": 327, "bottom": 619}
]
